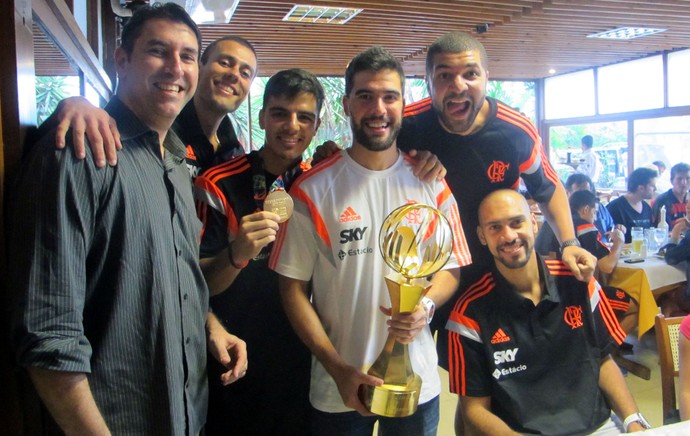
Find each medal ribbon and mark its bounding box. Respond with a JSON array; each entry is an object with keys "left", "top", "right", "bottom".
[{"left": 250, "top": 150, "right": 303, "bottom": 211}]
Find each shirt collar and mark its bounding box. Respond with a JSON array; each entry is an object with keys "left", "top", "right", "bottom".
[
  {"left": 105, "top": 95, "right": 186, "bottom": 162},
  {"left": 492, "top": 254, "right": 560, "bottom": 307}
]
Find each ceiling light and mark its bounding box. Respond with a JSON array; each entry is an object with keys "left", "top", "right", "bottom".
[
  {"left": 114, "top": 1, "right": 242, "bottom": 23},
  {"left": 548, "top": 68, "right": 556, "bottom": 75},
  {"left": 587, "top": 27, "right": 666, "bottom": 40},
  {"left": 283, "top": 4, "right": 362, "bottom": 24}
]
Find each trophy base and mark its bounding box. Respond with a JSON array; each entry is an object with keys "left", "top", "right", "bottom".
[{"left": 361, "top": 374, "right": 422, "bottom": 417}]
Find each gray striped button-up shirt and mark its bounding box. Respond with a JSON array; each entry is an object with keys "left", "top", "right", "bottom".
[{"left": 10, "top": 96, "right": 209, "bottom": 435}]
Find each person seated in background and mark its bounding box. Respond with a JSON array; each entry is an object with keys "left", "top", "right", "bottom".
[
  {"left": 607, "top": 167, "right": 657, "bottom": 242},
  {"left": 652, "top": 162, "right": 690, "bottom": 229},
  {"left": 566, "top": 173, "right": 619, "bottom": 241},
  {"left": 679, "top": 315, "right": 690, "bottom": 421},
  {"left": 447, "top": 189, "right": 649, "bottom": 435},
  {"left": 664, "top": 202, "right": 690, "bottom": 299},
  {"left": 535, "top": 190, "right": 637, "bottom": 334}
]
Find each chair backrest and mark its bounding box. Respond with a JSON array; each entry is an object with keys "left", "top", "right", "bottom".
[{"left": 654, "top": 314, "right": 685, "bottom": 424}]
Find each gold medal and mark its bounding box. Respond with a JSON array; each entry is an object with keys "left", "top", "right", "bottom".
[{"left": 263, "top": 189, "right": 294, "bottom": 223}]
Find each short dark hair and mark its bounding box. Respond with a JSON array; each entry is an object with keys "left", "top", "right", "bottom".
[
  {"left": 426, "top": 32, "right": 488, "bottom": 78},
  {"left": 670, "top": 162, "right": 690, "bottom": 179},
  {"left": 120, "top": 3, "right": 201, "bottom": 57},
  {"left": 200, "top": 36, "right": 257, "bottom": 72},
  {"left": 565, "top": 173, "right": 594, "bottom": 193},
  {"left": 263, "top": 68, "right": 325, "bottom": 117},
  {"left": 581, "top": 135, "right": 593, "bottom": 149},
  {"left": 345, "top": 46, "right": 405, "bottom": 97},
  {"left": 627, "top": 167, "right": 657, "bottom": 192},
  {"left": 569, "top": 190, "right": 598, "bottom": 212}
]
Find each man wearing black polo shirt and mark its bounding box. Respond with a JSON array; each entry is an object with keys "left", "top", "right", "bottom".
[
  {"left": 194, "top": 68, "right": 322, "bottom": 435},
  {"left": 397, "top": 31, "right": 595, "bottom": 369},
  {"left": 446, "top": 189, "right": 648, "bottom": 435}
]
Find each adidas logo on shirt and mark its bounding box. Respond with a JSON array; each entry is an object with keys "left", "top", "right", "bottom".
[
  {"left": 490, "top": 328, "right": 511, "bottom": 344},
  {"left": 339, "top": 206, "right": 361, "bottom": 222}
]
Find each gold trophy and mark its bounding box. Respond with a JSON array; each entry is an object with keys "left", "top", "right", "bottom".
[{"left": 360, "top": 203, "right": 453, "bottom": 417}]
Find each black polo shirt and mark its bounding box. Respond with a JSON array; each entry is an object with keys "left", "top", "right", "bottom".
[
  {"left": 194, "top": 151, "right": 311, "bottom": 434},
  {"left": 174, "top": 100, "right": 244, "bottom": 180},
  {"left": 446, "top": 256, "right": 626, "bottom": 435},
  {"left": 399, "top": 97, "right": 558, "bottom": 267}
]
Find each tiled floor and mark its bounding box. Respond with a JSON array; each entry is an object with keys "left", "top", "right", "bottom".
[{"left": 435, "top": 331, "right": 666, "bottom": 435}]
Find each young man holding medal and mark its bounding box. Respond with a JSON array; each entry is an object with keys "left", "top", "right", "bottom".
[{"left": 193, "top": 68, "right": 324, "bottom": 435}]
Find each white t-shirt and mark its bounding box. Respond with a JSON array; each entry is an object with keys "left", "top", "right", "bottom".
[
  {"left": 270, "top": 149, "right": 471, "bottom": 413},
  {"left": 577, "top": 148, "right": 602, "bottom": 183}
]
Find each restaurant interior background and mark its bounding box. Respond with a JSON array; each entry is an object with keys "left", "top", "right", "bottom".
[{"left": 3, "top": 1, "right": 690, "bottom": 434}]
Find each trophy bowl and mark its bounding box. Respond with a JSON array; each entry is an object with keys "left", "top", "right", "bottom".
[{"left": 361, "top": 203, "right": 453, "bottom": 417}]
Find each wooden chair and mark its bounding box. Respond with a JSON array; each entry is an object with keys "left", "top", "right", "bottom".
[{"left": 654, "top": 314, "right": 685, "bottom": 424}]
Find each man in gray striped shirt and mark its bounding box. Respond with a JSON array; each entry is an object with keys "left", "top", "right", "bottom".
[{"left": 9, "top": 4, "right": 244, "bottom": 435}]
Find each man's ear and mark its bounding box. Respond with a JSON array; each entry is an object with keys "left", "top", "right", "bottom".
[
  {"left": 530, "top": 213, "right": 539, "bottom": 235},
  {"left": 258, "top": 108, "right": 266, "bottom": 130},
  {"left": 342, "top": 95, "right": 351, "bottom": 117},
  {"left": 477, "top": 226, "right": 487, "bottom": 246},
  {"left": 114, "top": 47, "right": 129, "bottom": 81}
]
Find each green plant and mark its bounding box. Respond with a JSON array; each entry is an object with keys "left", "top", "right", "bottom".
[{"left": 35, "top": 76, "right": 73, "bottom": 124}]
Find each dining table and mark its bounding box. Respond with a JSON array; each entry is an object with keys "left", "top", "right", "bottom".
[{"left": 607, "top": 255, "right": 686, "bottom": 339}]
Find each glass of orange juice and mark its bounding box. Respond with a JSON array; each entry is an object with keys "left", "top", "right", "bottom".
[{"left": 631, "top": 227, "right": 644, "bottom": 254}]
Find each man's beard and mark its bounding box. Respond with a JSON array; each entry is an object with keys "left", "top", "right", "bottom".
[
  {"left": 494, "top": 239, "right": 532, "bottom": 269},
  {"left": 351, "top": 117, "right": 401, "bottom": 152}
]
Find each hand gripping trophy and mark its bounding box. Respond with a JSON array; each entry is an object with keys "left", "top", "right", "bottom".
[{"left": 360, "top": 203, "right": 453, "bottom": 417}]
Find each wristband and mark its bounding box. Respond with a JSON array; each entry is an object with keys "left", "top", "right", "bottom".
[
  {"left": 623, "top": 412, "right": 651, "bottom": 431},
  {"left": 559, "top": 238, "right": 581, "bottom": 252},
  {"left": 421, "top": 297, "right": 435, "bottom": 324},
  {"left": 229, "top": 241, "right": 249, "bottom": 269}
]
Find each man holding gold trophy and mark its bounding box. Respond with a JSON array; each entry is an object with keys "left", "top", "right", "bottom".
[{"left": 271, "top": 47, "right": 471, "bottom": 435}]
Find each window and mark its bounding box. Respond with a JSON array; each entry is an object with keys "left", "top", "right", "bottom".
[
  {"left": 598, "top": 56, "right": 664, "bottom": 114},
  {"left": 668, "top": 49, "right": 690, "bottom": 107},
  {"left": 544, "top": 70, "right": 595, "bottom": 120},
  {"left": 549, "top": 122, "right": 627, "bottom": 188},
  {"left": 634, "top": 116, "right": 690, "bottom": 169}
]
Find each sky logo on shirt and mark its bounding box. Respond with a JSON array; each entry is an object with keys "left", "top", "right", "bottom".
[
  {"left": 340, "top": 206, "right": 361, "bottom": 222},
  {"left": 340, "top": 227, "right": 367, "bottom": 243},
  {"left": 494, "top": 348, "right": 518, "bottom": 365},
  {"left": 493, "top": 348, "right": 527, "bottom": 380}
]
